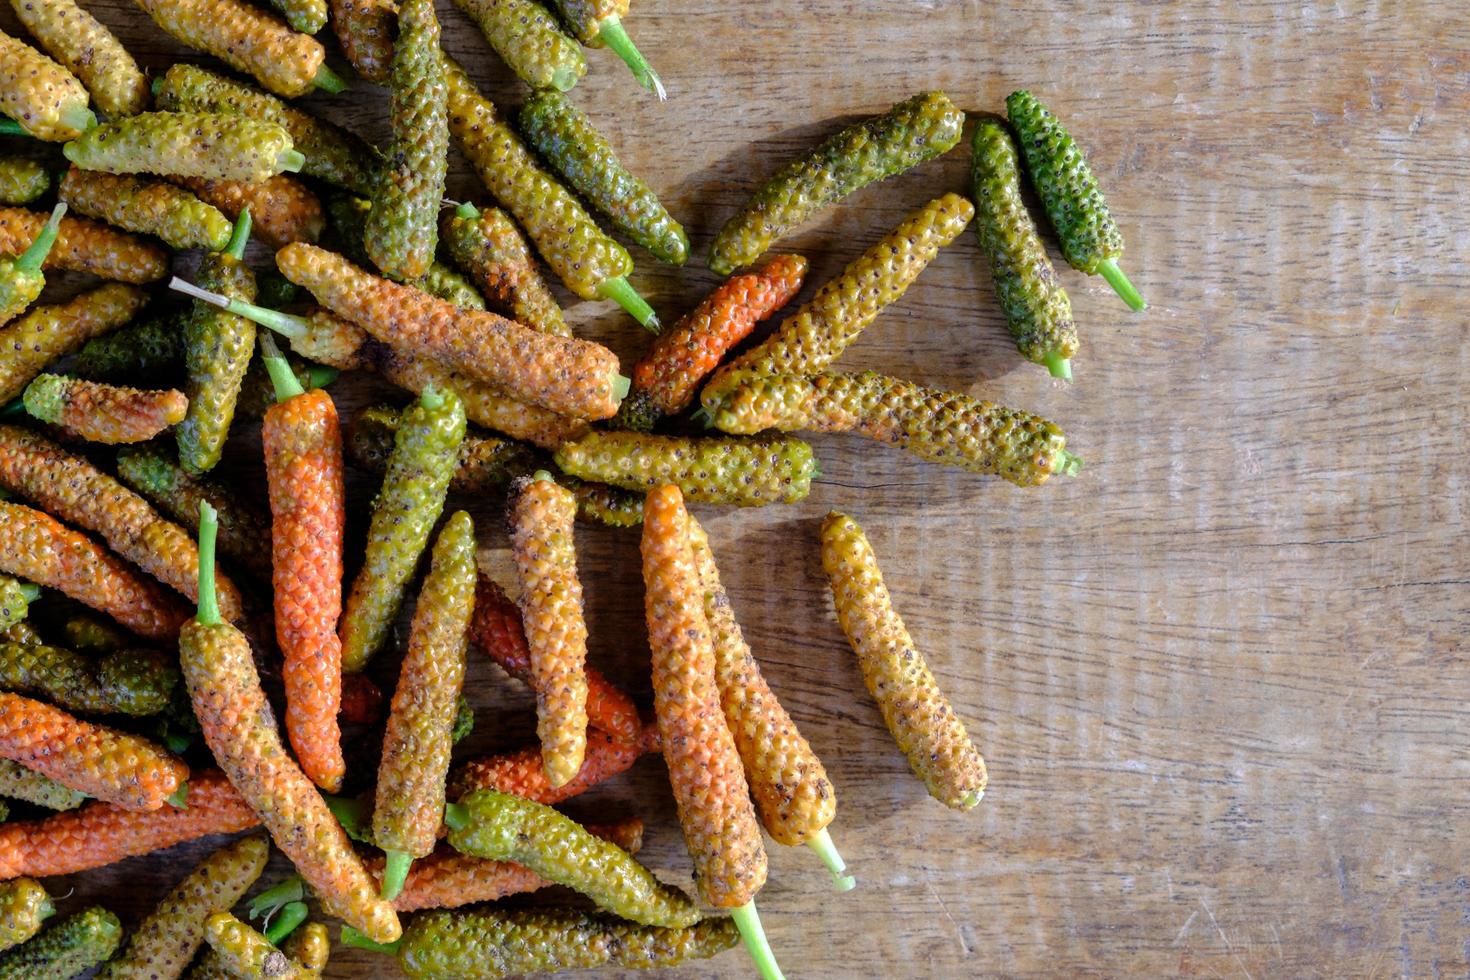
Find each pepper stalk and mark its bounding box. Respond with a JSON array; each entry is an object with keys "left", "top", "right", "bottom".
[{"left": 594, "top": 16, "right": 665, "bottom": 100}]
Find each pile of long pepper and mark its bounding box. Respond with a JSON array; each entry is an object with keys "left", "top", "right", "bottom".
[{"left": 0, "top": 0, "right": 1146, "bottom": 975}]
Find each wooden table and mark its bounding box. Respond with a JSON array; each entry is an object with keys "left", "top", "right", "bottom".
[{"left": 3, "top": 1, "right": 1467, "bottom": 976}]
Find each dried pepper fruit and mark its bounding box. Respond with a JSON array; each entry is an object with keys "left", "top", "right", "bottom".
[
  {"left": 186, "top": 902, "right": 311, "bottom": 980},
  {"left": 821, "top": 511, "right": 987, "bottom": 810},
  {"left": 440, "top": 203, "right": 565, "bottom": 333},
  {"left": 0, "top": 30, "right": 93, "bottom": 141},
  {"left": 202, "top": 913, "right": 308, "bottom": 980},
  {"left": 0, "top": 207, "right": 166, "bottom": 284},
  {"left": 555, "top": 430, "right": 817, "bottom": 507},
  {"left": 339, "top": 387, "right": 464, "bottom": 673},
  {"left": 116, "top": 444, "right": 273, "bottom": 582},
  {"left": 276, "top": 243, "right": 627, "bottom": 419},
  {"left": 374, "top": 511, "right": 475, "bottom": 900},
  {"left": 0, "top": 643, "right": 177, "bottom": 716},
  {"left": 710, "top": 370, "right": 1080, "bottom": 487},
  {"left": 971, "top": 119, "right": 1078, "bottom": 379},
  {"left": 329, "top": 0, "right": 395, "bottom": 84},
  {"left": 153, "top": 65, "right": 374, "bottom": 195},
  {"left": 365, "top": 0, "right": 448, "bottom": 282},
  {"left": 546, "top": 0, "right": 663, "bottom": 98},
  {"left": 71, "top": 313, "right": 181, "bottom": 382},
  {"left": 22, "top": 374, "right": 187, "bottom": 444},
  {"left": 60, "top": 168, "right": 230, "bottom": 251},
  {"left": 280, "top": 922, "right": 328, "bottom": 976},
  {"left": 60, "top": 615, "right": 128, "bottom": 654},
  {"left": 178, "top": 211, "right": 256, "bottom": 474},
  {"left": 452, "top": 0, "right": 585, "bottom": 92},
  {"left": 0, "top": 201, "right": 63, "bottom": 327},
  {"left": 326, "top": 194, "right": 485, "bottom": 309},
  {"left": 237, "top": 352, "right": 336, "bottom": 423},
  {"left": 348, "top": 907, "right": 739, "bottom": 980},
  {"left": 413, "top": 263, "right": 487, "bottom": 311},
  {"left": 0, "top": 759, "right": 84, "bottom": 810},
  {"left": 0, "top": 425, "right": 246, "bottom": 621},
  {"left": 709, "top": 91, "right": 964, "bottom": 275},
  {"left": 0, "top": 879, "right": 50, "bottom": 952},
  {"left": 0, "top": 692, "right": 187, "bottom": 810},
  {"left": 9, "top": 0, "right": 146, "bottom": 117},
  {"left": 0, "top": 499, "right": 187, "bottom": 640},
  {"left": 174, "top": 176, "right": 324, "bottom": 250},
  {"left": 443, "top": 56, "right": 657, "bottom": 327},
  {"left": 180, "top": 503, "right": 401, "bottom": 943},
  {"left": 63, "top": 113, "right": 305, "bottom": 184},
  {"left": 259, "top": 338, "right": 346, "bottom": 793},
  {"left": 508, "top": 475, "right": 589, "bottom": 787},
  {"left": 520, "top": 91, "right": 686, "bottom": 264},
  {"left": 0, "top": 283, "right": 148, "bottom": 402},
  {"left": 0, "top": 158, "right": 46, "bottom": 207},
  {"left": 98, "top": 834, "right": 268, "bottom": 980},
  {"left": 447, "top": 728, "right": 647, "bottom": 804},
  {"left": 641, "top": 484, "right": 779, "bottom": 978},
  {"left": 0, "top": 578, "right": 34, "bottom": 631},
  {"left": 619, "top": 255, "right": 806, "bottom": 431},
  {"left": 0, "top": 769, "right": 255, "bottom": 879},
  {"left": 134, "top": 0, "right": 344, "bottom": 98},
  {"left": 703, "top": 193, "right": 974, "bottom": 410},
  {"left": 688, "top": 517, "right": 851, "bottom": 887},
  {"left": 443, "top": 790, "right": 698, "bottom": 927},
  {"left": 265, "top": 0, "right": 327, "bottom": 34},
  {"left": 0, "top": 624, "right": 38, "bottom": 648},
  {"left": 1007, "top": 90, "right": 1145, "bottom": 310},
  {"left": 0, "top": 906, "right": 120, "bottom": 980},
  {"left": 348, "top": 405, "right": 536, "bottom": 494}
]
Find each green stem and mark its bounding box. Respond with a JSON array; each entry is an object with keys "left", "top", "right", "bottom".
[
  {"left": 418, "top": 386, "right": 444, "bottom": 412},
  {"left": 340, "top": 926, "right": 401, "bottom": 955},
  {"left": 532, "top": 469, "right": 554, "bottom": 482},
  {"left": 166, "top": 782, "right": 189, "bottom": 808},
  {"left": 731, "top": 901, "right": 784, "bottom": 980},
  {"left": 15, "top": 202, "right": 66, "bottom": 273},
  {"left": 59, "top": 105, "right": 96, "bottom": 135},
  {"left": 249, "top": 877, "right": 305, "bottom": 921},
  {"left": 1041, "top": 351, "right": 1072, "bottom": 381},
  {"left": 1055, "top": 450, "right": 1083, "bottom": 477},
  {"left": 1097, "top": 257, "right": 1145, "bottom": 311},
  {"left": 163, "top": 731, "right": 193, "bottom": 754},
  {"left": 454, "top": 201, "right": 481, "bottom": 221},
  {"left": 960, "top": 787, "right": 984, "bottom": 809},
  {"left": 307, "top": 365, "right": 340, "bottom": 389},
  {"left": 0, "top": 399, "right": 23, "bottom": 418},
  {"left": 380, "top": 851, "right": 412, "bottom": 901},
  {"left": 195, "top": 501, "right": 221, "bottom": 627},
  {"left": 612, "top": 374, "right": 631, "bottom": 400},
  {"left": 18, "top": 583, "right": 39, "bottom": 603},
  {"left": 224, "top": 209, "right": 252, "bottom": 260},
  {"left": 806, "top": 828, "right": 856, "bottom": 892},
  {"left": 0, "top": 119, "right": 25, "bottom": 137},
  {"left": 597, "top": 276, "right": 659, "bottom": 331},
  {"left": 323, "top": 794, "right": 373, "bottom": 843},
  {"left": 313, "top": 64, "right": 350, "bottom": 94},
  {"left": 258, "top": 333, "right": 305, "bottom": 402},
  {"left": 168, "top": 277, "right": 309, "bottom": 340},
  {"left": 550, "top": 66, "right": 580, "bottom": 92},
  {"left": 264, "top": 902, "right": 308, "bottom": 945},
  {"left": 597, "top": 16, "right": 665, "bottom": 100},
  {"left": 441, "top": 802, "right": 469, "bottom": 831}
]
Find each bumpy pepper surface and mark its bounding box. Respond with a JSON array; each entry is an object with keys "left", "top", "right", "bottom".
[
  {"left": 520, "top": 91, "right": 688, "bottom": 265},
  {"left": 0, "top": 907, "right": 120, "bottom": 980},
  {"left": 178, "top": 213, "right": 256, "bottom": 474},
  {"left": 0, "top": 158, "right": 46, "bottom": 207},
  {"left": 508, "top": 476, "right": 590, "bottom": 787},
  {"left": 820, "top": 511, "right": 987, "bottom": 809},
  {"left": 97, "top": 835, "right": 268, "bottom": 980},
  {"left": 63, "top": 113, "right": 303, "bottom": 184},
  {"left": 365, "top": 0, "right": 448, "bottom": 282},
  {"left": 0, "top": 577, "right": 31, "bottom": 631},
  {"left": 453, "top": 0, "right": 585, "bottom": 92},
  {"left": 203, "top": 913, "right": 305, "bottom": 980},
  {"left": 8, "top": 0, "right": 143, "bottom": 116},
  {"left": 374, "top": 512, "right": 475, "bottom": 896},
  {"left": 442, "top": 57, "right": 636, "bottom": 303},
  {"left": 0, "top": 769, "right": 255, "bottom": 880},
  {"left": 711, "top": 370, "right": 1079, "bottom": 487},
  {"left": 704, "top": 193, "right": 974, "bottom": 409},
  {"left": 0, "top": 425, "right": 245, "bottom": 621},
  {"left": 0, "top": 30, "right": 92, "bottom": 141},
  {"left": 348, "top": 405, "right": 537, "bottom": 495},
  {"left": 971, "top": 119, "right": 1078, "bottom": 378},
  {"left": 327, "top": 194, "right": 484, "bottom": 310},
  {"left": 277, "top": 244, "right": 623, "bottom": 419},
  {"left": 116, "top": 444, "right": 273, "bottom": 582},
  {"left": 154, "top": 65, "right": 374, "bottom": 194},
  {"left": 61, "top": 616, "right": 129, "bottom": 654},
  {"left": 440, "top": 203, "right": 568, "bottom": 336},
  {"left": 263, "top": 381, "right": 346, "bottom": 792},
  {"left": 339, "top": 388, "right": 464, "bottom": 673},
  {"left": 0, "top": 759, "right": 84, "bottom": 811},
  {"left": 546, "top": 0, "right": 661, "bottom": 97},
  {"left": 555, "top": 430, "right": 818, "bottom": 507},
  {"left": 60, "top": 168, "right": 231, "bottom": 251},
  {"left": 0, "top": 202, "right": 64, "bottom": 327},
  {"left": 0, "top": 500, "right": 187, "bottom": 640},
  {"left": 0, "top": 284, "right": 148, "bottom": 401},
  {"left": 180, "top": 508, "right": 401, "bottom": 943},
  {"left": 0, "top": 692, "right": 187, "bottom": 810},
  {"left": 413, "top": 262, "right": 487, "bottom": 311},
  {"left": 0, "top": 208, "right": 166, "bottom": 284},
  {"left": 0, "top": 643, "right": 177, "bottom": 716},
  {"left": 447, "top": 728, "right": 648, "bottom": 804},
  {"left": 0, "top": 879, "right": 50, "bottom": 952},
  {"left": 393, "top": 908, "right": 739, "bottom": 980},
  {"left": 329, "top": 0, "right": 395, "bottom": 83},
  {"left": 620, "top": 254, "right": 806, "bottom": 430},
  {"left": 176, "top": 176, "right": 324, "bottom": 250},
  {"left": 708, "top": 91, "right": 965, "bottom": 275},
  {"left": 445, "top": 790, "right": 698, "bottom": 927},
  {"left": 281, "top": 923, "right": 329, "bottom": 977},
  {"left": 641, "top": 485, "right": 768, "bottom": 909},
  {"left": 23, "top": 373, "right": 187, "bottom": 444},
  {"left": 265, "top": 0, "right": 326, "bottom": 34},
  {"left": 1007, "top": 90, "right": 1144, "bottom": 309},
  {"left": 134, "top": 0, "right": 330, "bottom": 98}
]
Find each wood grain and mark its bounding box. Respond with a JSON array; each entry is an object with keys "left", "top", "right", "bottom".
[{"left": 2, "top": 0, "right": 1467, "bottom": 976}]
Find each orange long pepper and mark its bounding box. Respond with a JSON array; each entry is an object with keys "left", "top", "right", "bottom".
[{"left": 446, "top": 729, "right": 647, "bottom": 805}]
